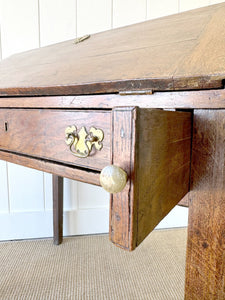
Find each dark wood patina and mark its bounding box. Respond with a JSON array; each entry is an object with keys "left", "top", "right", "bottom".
[{"left": 0, "top": 3, "right": 224, "bottom": 299}]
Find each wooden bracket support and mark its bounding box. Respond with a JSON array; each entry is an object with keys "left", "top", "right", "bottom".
[{"left": 110, "top": 107, "right": 192, "bottom": 251}]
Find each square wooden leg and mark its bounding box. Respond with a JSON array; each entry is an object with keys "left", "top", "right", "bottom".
[
  {"left": 52, "top": 175, "right": 64, "bottom": 245},
  {"left": 185, "top": 110, "right": 225, "bottom": 299}
]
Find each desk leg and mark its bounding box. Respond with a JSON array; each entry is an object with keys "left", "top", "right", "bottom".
[
  {"left": 185, "top": 110, "right": 225, "bottom": 299},
  {"left": 53, "top": 175, "right": 63, "bottom": 245}
]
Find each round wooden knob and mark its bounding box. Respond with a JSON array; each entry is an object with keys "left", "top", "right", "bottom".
[{"left": 100, "top": 165, "right": 127, "bottom": 193}]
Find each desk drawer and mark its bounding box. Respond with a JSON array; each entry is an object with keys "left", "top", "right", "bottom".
[
  {"left": 0, "top": 106, "right": 192, "bottom": 252},
  {"left": 0, "top": 109, "right": 111, "bottom": 171}
]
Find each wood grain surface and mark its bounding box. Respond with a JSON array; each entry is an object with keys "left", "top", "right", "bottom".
[
  {"left": 0, "top": 3, "right": 225, "bottom": 96},
  {"left": 136, "top": 109, "right": 191, "bottom": 246},
  {"left": 0, "top": 109, "right": 110, "bottom": 171},
  {"left": 110, "top": 108, "right": 192, "bottom": 250},
  {"left": 185, "top": 110, "right": 225, "bottom": 299},
  {"left": 110, "top": 107, "right": 138, "bottom": 250},
  {"left": 0, "top": 88, "right": 224, "bottom": 109},
  {"left": 53, "top": 175, "right": 63, "bottom": 245},
  {"left": 0, "top": 150, "right": 100, "bottom": 186},
  {"left": 178, "top": 194, "right": 189, "bottom": 207}
]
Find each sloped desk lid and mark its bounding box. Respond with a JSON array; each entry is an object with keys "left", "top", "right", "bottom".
[{"left": 0, "top": 3, "right": 225, "bottom": 96}]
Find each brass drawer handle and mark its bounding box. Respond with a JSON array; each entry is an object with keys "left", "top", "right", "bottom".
[
  {"left": 65, "top": 126, "right": 104, "bottom": 158},
  {"left": 100, "top": 165, "right": 127, "bottom": 193}
]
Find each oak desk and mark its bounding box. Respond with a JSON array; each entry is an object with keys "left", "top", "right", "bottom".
[{"left": 0, "top": 4, "right": 224, "bottom": 299}]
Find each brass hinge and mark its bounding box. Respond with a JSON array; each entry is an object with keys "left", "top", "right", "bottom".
[{"left": 119, "top": 90, "right": 153, "bottom": 96}]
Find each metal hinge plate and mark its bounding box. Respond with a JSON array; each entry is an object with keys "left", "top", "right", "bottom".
[{"left": 119, "top": 90, "right": 153, "bottom": 96}]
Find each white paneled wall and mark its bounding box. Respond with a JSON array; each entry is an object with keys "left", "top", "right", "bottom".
[
  {"left": 8, "top": 164, "right": 44, "bottom": 212},
  {"left": 0, "top": 161, "right": 8, "bottom": 213},
  {"left": 0, "top": 0, "right": 39, "bottom": 59},
  {"left": 39, "top": 0, "right": 76, "bottom": 47},
  {"left": 77, "top": 0, "right": 112, "bottom": 36},
  {"left": 180, "top": 0, "right": 209, "bottom": 11},
  {"left": 113, "top": 0, "right": 146, "bottom": 28},
  {"left": 0, "top": 0, "right": 222, "bottom": 241},
  {"left": 147, "top": 0, "right": 179, "bottom": 19}
]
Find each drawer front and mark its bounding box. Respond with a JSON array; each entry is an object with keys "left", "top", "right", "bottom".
[{"left": 0, "top": 109, "right": 111, "bottom": 171}]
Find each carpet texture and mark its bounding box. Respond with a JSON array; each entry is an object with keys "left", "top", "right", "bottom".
[{"left": 0, "top": 228, "right": 187, "bottom": 300}]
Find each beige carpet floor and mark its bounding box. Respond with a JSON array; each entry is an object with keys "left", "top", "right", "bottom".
[{"left": 0, "top": 228, "right": 187, "bottom": 300}]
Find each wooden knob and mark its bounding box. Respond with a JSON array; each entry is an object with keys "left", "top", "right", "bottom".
[{"left": 100, "top": 165, "right": 127, "bottom": 193}]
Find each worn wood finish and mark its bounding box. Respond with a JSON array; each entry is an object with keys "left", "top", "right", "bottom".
[
  {"left": 0, "top": 3, "right": 225, "bottom": 96},
  {"left": 0, "top": 109, "right": 110, "bottom": 171},
  {"left": 53, "top": 175, "right": 63, "bottom": 245},
  {"left": 110, "top": 107, "right": 138, "bottom": 250},
  {"left": 0, "top": 107, "right": 191, "bottom": 250},
  {"left": 0, "top": 1, "right": 223, "bottom": 296},
  {"left": 0, "top": 88, "right": 225, "bottom": 109},
  {"left": 178, "top": 194, "right": 189, "bottom": 207},
  {"left": 136, "top": 109, "right": 191, "bottom": 247},
  {"left": 0, "top": 150, "right": 100, "bottom": 186},
  {"left": 110, "top": 108, "right": 192, "bottom": 250},
  {"left": 185, "top": 110, "right": 225, "bottom": 299}
]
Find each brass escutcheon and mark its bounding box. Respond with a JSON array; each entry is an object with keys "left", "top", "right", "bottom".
[{"left": 65, "top": 125, "right": 104, "bottom": 158}]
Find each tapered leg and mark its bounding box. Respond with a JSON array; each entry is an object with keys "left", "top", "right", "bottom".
[
  {"left": 52, "top": 175, "right": 64, "bottom": 245},
  {"left": 185, "top": 110, "right": 225, "bottom": 299}
]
